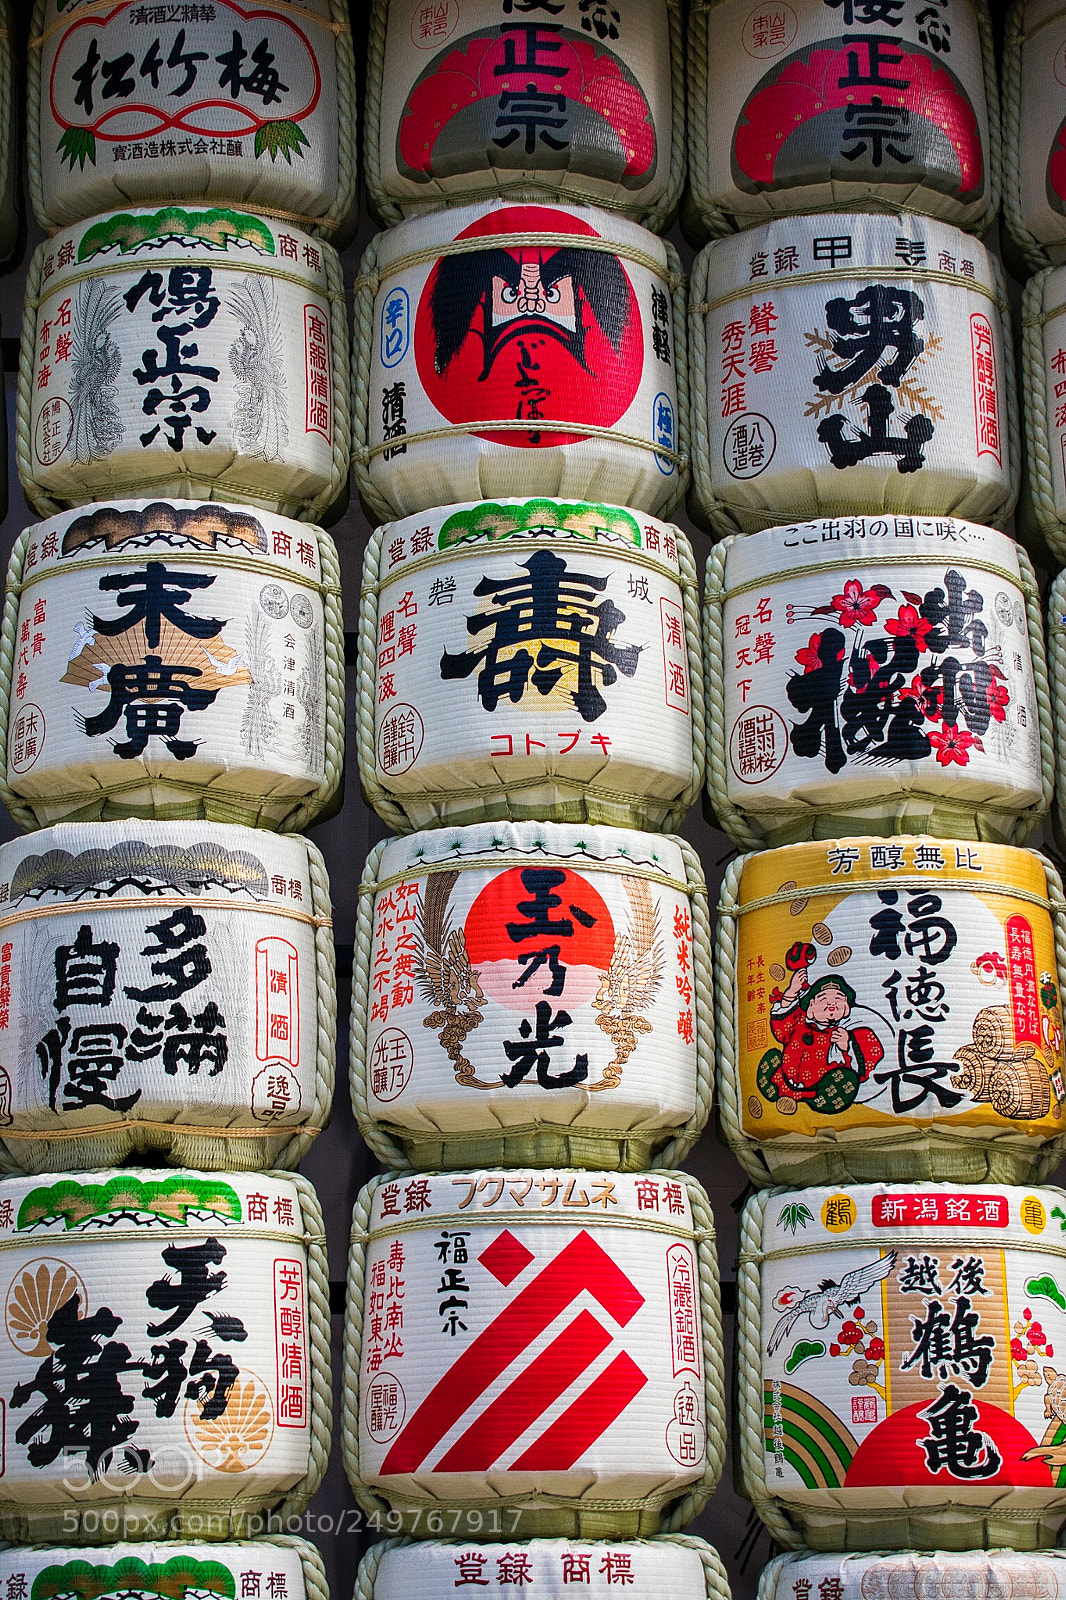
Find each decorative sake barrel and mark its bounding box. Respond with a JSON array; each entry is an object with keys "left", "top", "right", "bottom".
[
  {"left": 690, "top": 214, "right": 1016, "bottom": 536},
  {"left": 342, "top": 1167, "right": 724, "bottom": 1534},
  {"left": 358, "top": 499, "right": 703, "bottom": 834},
  {"left": 28, "top": 1, "right": 357, "bottom": 243},
  {"left": 738, "top": 1183, "right": 1066, "bottom": 1549},
  {"left": 705, "top": 518, "right": 1050, "bottom": 850},
  {"left": 351, "top": 200, "right": 686, "bottom": 523},
  {"left": 17, "top": 208, "right": 349, "bottom": 522},
  {"left": 760, "top": 1551, "right": 1066, "bottom": 1600},
  {"left": 0, "top": 1543, "right": 327, "bottom": 1600},
  {"left": 0, "top": 1545, "right": 327, "bottom": 1600},
  {"left": 1048, "top": 574, "right": 1066, "bottom": 848},
  {"left": 717, "top": 837, "right": 1066, "bottom": 1188},
  {"left": 686, "top": 0, "right": 997, "bottom": 244},
  {"left": 0, "top": 1167, "right": 330, "bottom": 1542},
  {"left": 364, "top": 0, "right": 682, "bottom": 231},
  {"left": 1016, "top": 263, "right": 1066, "bottom": 563},
  {"left": 0, "top": 500, "right": 344, "bottom": 833},
  {"left": 358, "top": 1536, "right": 730, "bottom": 1600},
  {"left": 0, "top": 819, "right": 335, "bottom": 1174},
  {"left": 351, "top": 821, "right": 712, "bottom": 1171},
  {"left": 1004, "top": 1, "right": 1066, "bottom": 272}
]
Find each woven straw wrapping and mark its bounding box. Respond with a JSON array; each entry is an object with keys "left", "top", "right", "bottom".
[
  {"left": 0, "top": 519, "right": 345, "bottom": 835},
  {"left": 354, "top": 511, "right": 705, "bottom": 834},
  {"left": 737, "top": 1184, "right": 1066, "bottom": 1550},
  {"left": 27, "top": 0, "right": 359, "bottom": 245},
  {"left": 355, "top": 1536, "right": 732, "bottom": 1600},
  {"left": 1001, "top": 1, "right": 1066, "bottom": 274},
  {"left": 350, "top": 214, "right": 690, "bottom": 524},
  {"left": 0, "top": 1170, "right": 332, "bottom": 1542},
  {"left": 689, "top": 221, "right": 1020, "bottom": 537},
  {"left": 363, "top": 0, "right": 685, "bottom": 234},
  {"left": 342, "top": 1168, "right": 725, "bottom": 1536},
  {"left": 16, "top": 220, "right": 352, "bottom": 523},
  {"left": 685, "top": 0, "right": 1000, "bottom": 245},
  {"left": 716, "top": 846, "right": 1066, "bottom": 1187},
  {"left": 348, "top": 829, "right": 714, "bottom": 1171},
  {"left": 0, "top": 822, "right": 336, "bottom": 1174},
  {"left": 703, "top": 529, "right": 1054, "bottom": 849}
]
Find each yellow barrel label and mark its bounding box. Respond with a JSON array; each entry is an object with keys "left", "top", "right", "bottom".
[{"left": 736, "top": 838, "right": 1065, "bottom": 1139}]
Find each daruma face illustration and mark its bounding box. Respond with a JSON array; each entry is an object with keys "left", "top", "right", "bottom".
[{"left": 413, "top": 205, "right": 643, "bottom": 447}]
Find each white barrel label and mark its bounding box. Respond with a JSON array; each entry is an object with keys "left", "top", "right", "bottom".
[
  {"left": 361, "top": 824, "right": 699, "bottom": 1145},
  {"left": 0, "top": 1171, "right": 312, "bottom": 1512},
  {"left": 361, "top": 202, "right": 680, "bottom": 518},
  {"left": 369, "top": 1538, "right": 712, "bottom": 1600},
  {"left": 356, "top": 1170, "right": 711, "bottom": 1506},
  {"left": 33, "top": 0, "right": 351, "bottom": 233},
  {"left": 691, "top": 0, "right": 991, "bottom": 232},
  {"left": 22, "top": 207, "right": 342, "bottom": 518},
  {"left": 0, "top": 1543, "right": 314, "bottom": 1600},
  {"left": 372, "top": 0, "right": 675, "bottom": 220},
  {"left": 4, "top": 501, "right": 333, "bottom": 828},
  {"left": 756, "top": 1185, "right": 1066, "bottom": 1498},
  {"left": 0, "top": 822, "right": 328, "bottom": 1151},
  {"left": 693, "top": 214, "right": 1012, "bottom": 530},
  {"left": 367, "top": 500, "right": 693, "bottom": 829},
  {"left": 717, "top": 519, "right": 1042, "bottom": 828}
]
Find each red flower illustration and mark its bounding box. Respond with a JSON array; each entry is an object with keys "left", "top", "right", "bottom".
[
  {"left": 1030, "top": 1322, "right": 1046, "bottom": 1345},
  {"left": 885, "top": 604, "right": 933, "bottom": 651},
  {"left": 829, "top": 1343, "right": 840, "bottom": 1357},
  {"left": 986, "top": 680, "right": 1010, "bottom": 722},
  {"left": 865, "top": 1337, "right": 885, "bottom": 1363},
  {"left": 928, "top": 725, "right": 979, "bottom": 766},
  {"left": 838, "top": 1320, "right": 864, "bottom": 1345},
  {"left": 795, "top": 632, "right": 834, "bottom": 672},
  {"left": 1011, "top": 1338, "right": 1027, "bottom": 1362},
  {"left": 832, "top": 578, "right": 885, "bottom": 628},
  {"left": 908, "top": 673, "right": 943, "bottom": 720}
]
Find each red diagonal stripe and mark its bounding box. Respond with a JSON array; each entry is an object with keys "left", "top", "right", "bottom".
[
  {"left": 436, "top": 1309, "right": 612, "bottom": 1471},
  {"left": 380, "top": 1230, "right": 644, "bottom": 1474},
  {"left": 509, "top": 1349, "right": 647, "bottom": 1469}
]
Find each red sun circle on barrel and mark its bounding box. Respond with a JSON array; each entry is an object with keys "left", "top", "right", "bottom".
[
  {"left": 413, "top": 205, "right": 643, "bottom": 449},
  {"left": 464, "top": 864, "right": 615, "bottom": 1013}
]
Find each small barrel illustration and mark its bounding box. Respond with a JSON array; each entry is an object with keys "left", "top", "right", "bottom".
[
  {"left": 0, "top": 500, "right": 344, "bottom": 833},
  {"left": 28, "top": 1, "right": 358, "bottom": 243},
  {"left": 0, "top": 818, "right": 335, "bottom": 1174},
  {"left": 738, "top": 1183, "right": 1066, "bottom": 1549},
  {"left": 686, "top": 0, "right": 998, "bottom": 243},
  {"left": 760, "top": 1549, "right": 1066, "bottom": 1600},
  {"left": 716, "top": 837, "right": 1066, "bottom": 1187},
  {"left": 364, "top": 0, "right": 683, "bottom": 231},
  {"left": 690, "top": 214, "right": 1016, "bottom": 536},
  {"left": 358, "top": 1536, "right": 730, "bottom": 1600},
  {"left": 704, "top": 518, "right": 1050, "bottom": 849},
  {"left": 351, "top": 820, "right": 712, "bottom": 1171},
  {"left": 351, "top": 200, "right": 687, "bottom": 522},
  {"left": 342, "top": 1167, "right": 724, "bottom": 1534},
  {"left": 17, "top": 207, "right": 350, "bottom": 522},
  {"left": 357, "top": 498, "right": 703, "bottom": 834},
  {"left": 1015, "top": 264, "right": 1066, "bottom": 564},
  {"left": 0, "top": 1543, "right": 328, "bottom": 1600},
  {"left": 1003, "top": 1, "right": 1066, "bottom": 273},
  {"left": 0, "top": 1168, "right": 331, "bottom": 1541}
]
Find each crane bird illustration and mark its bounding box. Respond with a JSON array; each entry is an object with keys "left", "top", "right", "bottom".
[{"left": 768, "top": 1251, "right": 898, "bottom": 1355}]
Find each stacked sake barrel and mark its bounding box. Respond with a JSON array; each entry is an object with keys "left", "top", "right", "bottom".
[
  {"left": 345, "top": 0, "right": 726, "bottom": 1578},
  {"left": 0, "top": 0, "right": 358, "bottom": 1553},
  {"left": 688, "top": 0, "right": 1066, "bottom": 1581}
]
